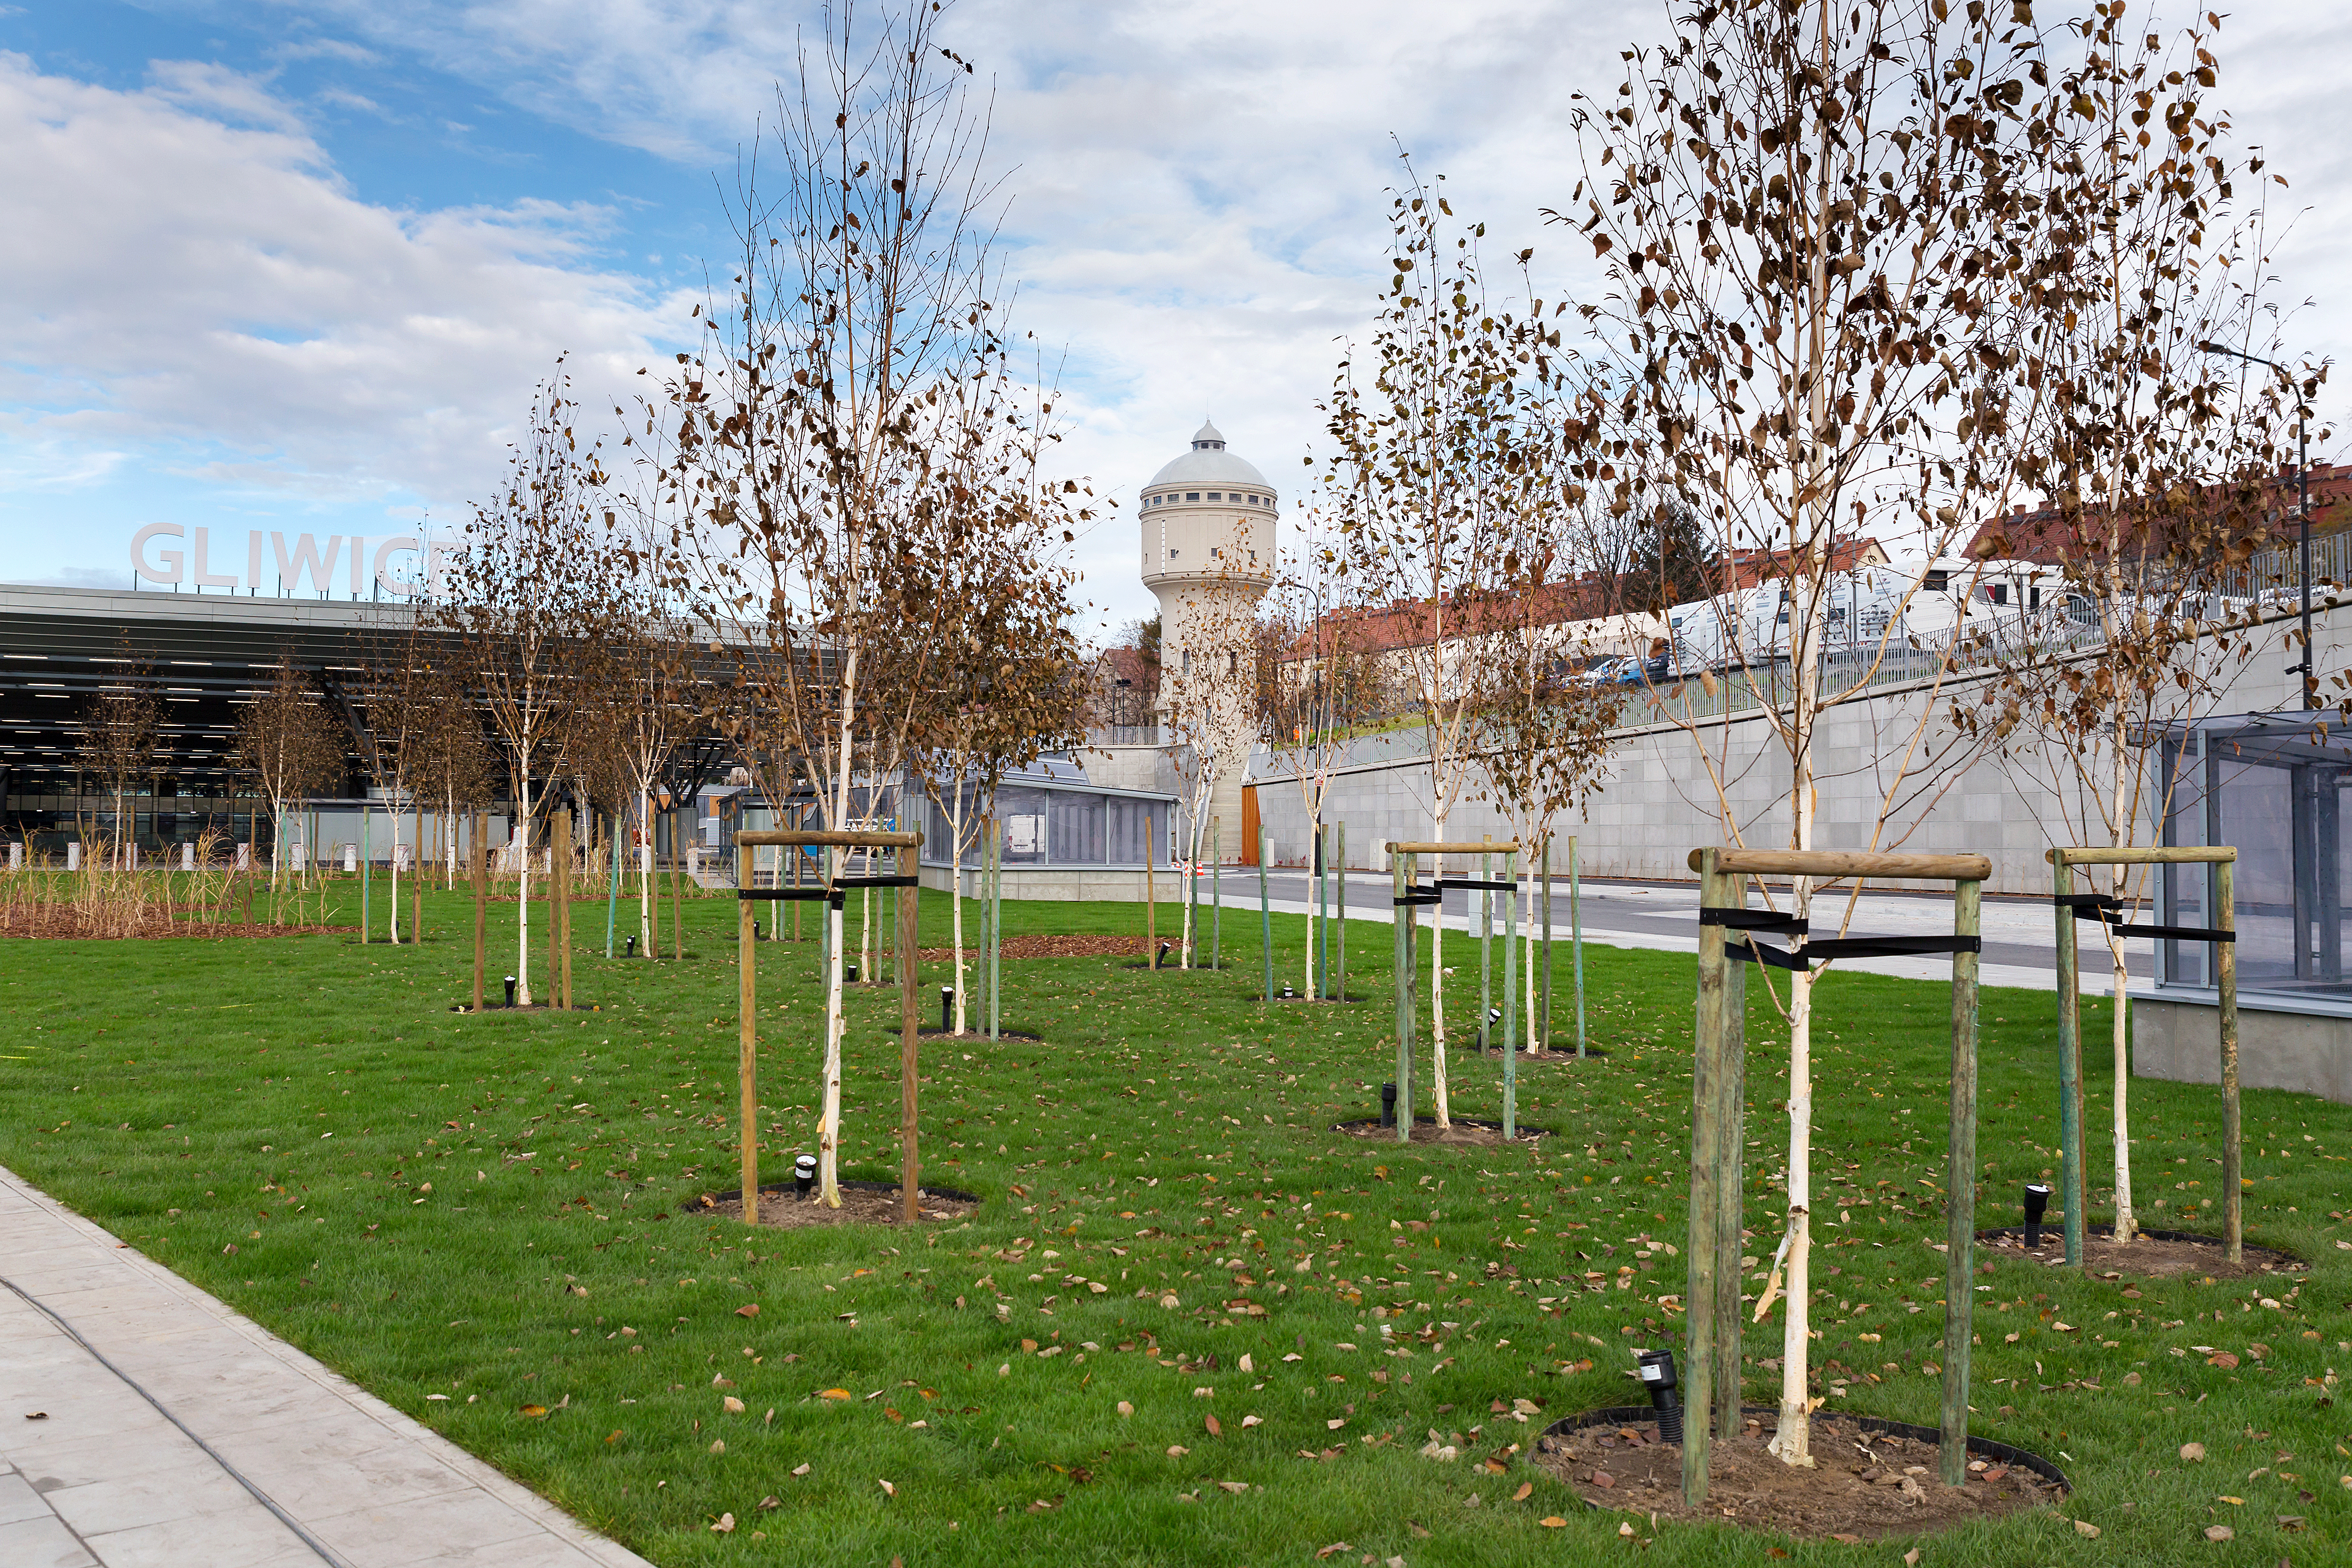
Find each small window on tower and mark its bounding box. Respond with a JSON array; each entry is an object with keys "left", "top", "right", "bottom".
[
  {"left": 1186, "top": 492, "right": 1200, "bottom": 501},
  {"left": 1210, "top": 546, "right": 1222, "bottom": 558},
  {"left": 1206, "top": 492, "right": 1222, "bottom": 501}
]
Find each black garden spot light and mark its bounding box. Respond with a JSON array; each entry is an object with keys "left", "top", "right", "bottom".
[
  {"left": 1158, "top": 941, "right": 1172, "bottom": 969},
  {"left": 1635, "top": 1348, "right": 1683, "bottom": 1444},
  {"left": 503, "top": 975, "right": 516, "bottom": 1008},
  {"left": 940, "top": 986, "right": 954, "bottom": 1033},
  {"left": 1279, "top": 983, "right": 1296, "bottom": 1000},
  {"left": 2023, "top": 1183, "right": 2052, "bottom": 1249},
  {"left": 626, "top": 935, "right": 637, "bottom": 957},
  {"left": 1380, "top": 1082, "right": 1398, "bottom": 1128},
  {"left": 752, "top": 920, "right": 762, "bottom": 941},
  {"left": 794, "top": 1154, "right": 817, "bottom": 1201},
  {"left": 846, "top": 963, "right": 860, "bottom": 984}
]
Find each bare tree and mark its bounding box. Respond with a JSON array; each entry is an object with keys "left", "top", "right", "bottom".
[
  {"left": 1322, "top": 160, "right": 1556, "bottom": 1125},
  {"left": 233, "top": 661, "right": 346, "bottom": 908},
  {"left": 356, "top": 622, "right": 440, "bottom": 942},
  {"left": 1957, "top": 8, "right": 2308, "bottom": 1247},
  {"left": 81, "top": 654, "right": 161, "bottom": 869},
  {"left": 638, "top": 1, "right": 1098, "bottom": 1204},
  {"left": 437, "top": 367, "right": 603, "bottom": 1005}
]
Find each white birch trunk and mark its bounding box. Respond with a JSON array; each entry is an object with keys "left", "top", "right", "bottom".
[{"left": 515, "top": 777, "right": 534, "bottom": 1007}]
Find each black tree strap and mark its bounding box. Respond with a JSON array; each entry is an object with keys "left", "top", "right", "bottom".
[
  {"left": 2058, "top": 891, "right": 2235, "bottom": 942},
  {"left": 1434, "top": 877, "right": 1518, "bottom": 893},
  {"left": 1729, "top": 940, "right": 1811, "bottom": 972},
  {"left": 1804, "top": 934, "right": 1983, "bottom": 959},
  {"left": 1697, "top": 907, "right": 1810, "bottom": 935},
  {"left": 835, "top": 875, "right": 921, "bottom": 890},
  {"left": 738, "top": 887, "right": 832, "bottom": 902},
  {"left": 1392, "top": 882, "right": 1445, "bottom": 907}
]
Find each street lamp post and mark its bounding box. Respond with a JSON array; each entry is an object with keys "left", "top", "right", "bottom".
[{"left": 2199, "top": 341, "right": 2314, "bottom": 709}]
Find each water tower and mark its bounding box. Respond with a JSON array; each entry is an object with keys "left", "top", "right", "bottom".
[{"left": 1138, "top": 421, "right": 1276, "bottom": 846}]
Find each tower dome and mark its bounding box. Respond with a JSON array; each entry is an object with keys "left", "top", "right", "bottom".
[{"left": 1148, "top": 421, "right": 1273, "bottom": 491}]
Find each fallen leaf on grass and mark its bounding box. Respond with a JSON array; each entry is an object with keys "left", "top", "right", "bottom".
[
  {"left": 1167, "top": 1445, "right": 1189, "bottom": 1457},
  {"left": 2073, "top": 1520, "right": 2100, "bottom": 1538},
  {"left": 817, "top": 1389, "right": 852, "bottom": 1401},
  {"left": 1117, "top": 1401, "right": 1134, "bottom": 1418},
  {"left": 2207, "top": 1352, "right": 2240, "bottom": 1370},
  {"left": 1902, "top": 1552, "right": 1919, "bottom": 1566},
  {"left": 1217, "top": 1480, "right": 1248, "bottom": 1494},
  {"left": 519, "top": 1404, "right": 548, "bottom": 1418},
  {"left": 709, "top": 1440, "right": 725, "bottom": 1454},
  {"left": 1315, "top": 1545, "right": 1352, "bottom": 1560},
  {"left": 757, "top": 1496, "right": 780, "bottom": 1510},
  {"left": 709, "top": 1514, "right": 734, "bottom": 1533},
  {"left": 1241, "top": 1415, "right": 1262, "bottom": 1428},
  {"left": 878, "top": 1479, "right": 896, "bottom": 1497},
  {"left": 1205, "top": 1415, "right": 1222, "bottom": 1437},
  {"left": 2181, "top": 1442, "right": 2206, "bottom": 1462},
  {"left": 1512, "top": 1483, "right": 1533, "bottom": 1501},
  {"left": 2203, "top": 1524, "right": 2233, "bottom": 1541},
  {"left": 1540, "top": 1516, "right": 1567, "bottom": 1528},
  {"left": 722, "top": 1396, "right": 745, "bottom": 1414},
  {"left": 736, "top": 1304, "right": 759, "bottom": 1318},
  {"left": 790, "top": 1463, "right": 811, "bottom": 1477}
]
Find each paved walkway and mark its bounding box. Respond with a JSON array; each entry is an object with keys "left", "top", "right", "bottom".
[{"left": 0, "top": 1166, "right": 653, "bottom": 1568}]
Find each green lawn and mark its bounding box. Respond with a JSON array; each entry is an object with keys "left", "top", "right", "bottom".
[{"left": 2, "top": 881, "right": 2347, "bottom": 1565}]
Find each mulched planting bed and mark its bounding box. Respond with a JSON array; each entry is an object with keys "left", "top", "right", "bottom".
[
  {"left": 1334, "top": 1115, "right": 1546, "bottom": 1146},
  {"left": 1463, "top": 1042, "right": 1611, "bottom": 1062},
  {"left": 884, "top": 1026, "right": 1047, "bottom": 1042},
  {"left": 1977, "top": 1223, "right": 2304, "bottom": 1281},
  {"left": 687, "top": 1179, "right": 981, "bottom": 1229},
  {"left": 1, "top": 918, "right": 361, "bottom": 939},
  {"left": 1533, "top": 1408, "right": 2065, "bottom": 1542}
]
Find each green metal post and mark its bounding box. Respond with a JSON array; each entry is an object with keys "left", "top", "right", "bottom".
[
  {"left": 1318, "top": 820, "right": 1331, "bottom": 998},
  {"left": 1502, "top": 849, "right": 1517, "bottom": 1139},
  {"left": 1211, "top": 818, "right": 1221, "bottom": 972},
  {"left": 1393, "top": 847, "right": 1415, "bottom": 1142},
  {"left": 990, "top": 820, "right": 1002, "bottom": 1042},
  {"left": 1259, "top": 824, "right": 1273, "bottom": 1005},
  {"left": 2218, "top": 855, "right": 2240, "bottom": 1265},
  {"left": 361, "top": 803, "right": 371, "bottom": 943},
  {"left": 1715, "top": 871, "right": 1747, "bottom": 1447},
  {"left": 1336, "top": 822, "right": 1347, "bottom": 1001},
  {"left": 1479, "top": 848, "right": 1494, "bottom": 1054},
  {"left": 1941, "top": 876, "right": 1983, "bottom": 1487},
  {"left": 2051, "top": 850, "right": 2084, "bottom": 1267},
  {"left": 1571, "top": 834, "right": 1587, "bottom": 1058},
  {"left": 1541, "top": 837, "right": 1554, "bottom": 1051}
]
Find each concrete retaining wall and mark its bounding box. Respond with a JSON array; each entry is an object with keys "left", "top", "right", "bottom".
[{"left": 2133, "top": 995, "right": 2352, "bottom": 1107}]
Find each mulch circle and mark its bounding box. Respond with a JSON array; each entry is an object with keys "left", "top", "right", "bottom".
[
  {"left": 1976, "top": 1224, "right": 2305, "bottom": 1281},
  {"left": 1333, "top": 1115, "right": 1546, "bottom": 1146},
  {"left": 885, "top": 1026, "right": 1047, "bottom": 1042},
  {"left": 1252, "top": 992, "right": 1371, "bottom": 1004},
  {"left": 447, "top": 1002, "right": 606, "bottom": 1014},
  {"left": 1532, "top": 1405, "right": 2066, "bottom": 1543},
  {"left": 687, "top": 1179, "right": 982, "bottom": 1229}
]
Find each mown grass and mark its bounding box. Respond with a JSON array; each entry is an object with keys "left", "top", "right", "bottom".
[{"left": 1, "top": 884, "right": 2348, "bottom": 1566}]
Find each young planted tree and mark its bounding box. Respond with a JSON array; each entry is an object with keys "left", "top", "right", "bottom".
[
  {"left": 1555, "top": 0, "right": 2079, "bottom": 1463},
  {"left": 437, "top": 369, "right": 603, "bottom": 1005},
  {"left": 638, "top": 0, "right": 1098, "bottom": 1204},
  {"left": 1254, "top": 530, "right": 1390, "bottom": 997},
  {"left": 233, "top": 661, "right": 346, "bottom": 912},
  {"left": 1957, "top": 9, "right": 2308, "bottom": 1246},
  {"left": 356, "top": 622, "right": 440, "bottom": 942},
  {"left": 80, "top": 658, "right": 162, "bottom": 868},
  {"left": 920, "top": 526, "right": 1085, "bottom": 1029},
  {"left": 420, "top": 662, "right": 498, "bottom": 890},
  {"left": 1323, "top": 161, "right": 1556, "bottom": 1125}
]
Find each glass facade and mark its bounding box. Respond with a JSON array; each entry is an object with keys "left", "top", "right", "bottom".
[
  {"left": 918, "top": 774, "right": 1169, "bottom": 868},
  {"left": 2158, "top": 713, "right": 2352, "bottom": 1004}
]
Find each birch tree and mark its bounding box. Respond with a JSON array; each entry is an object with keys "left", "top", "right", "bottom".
[
  {"left": 638, "top": 0, "right": 1097, "bottom": 1204},
  {"left": 1555, "top": 0, "right": 2073, "bottom": 1463},
  {"left": 437, "top": 369, "right": 603, "bottom": 1005},
  {"left": 232, "top": 662, "right": 345, "bottom": 907},
  {"left": 1957, "top": 7, "right": 2308, "bottom": 1246},
  {"left": 1323, "top": 160, "right": 1556, "bottom": 1125}
]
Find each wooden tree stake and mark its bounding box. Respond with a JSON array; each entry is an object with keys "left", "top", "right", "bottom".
[
  {"left": 735, "top": 830, "right": 758, "bottom": 1227},
  {"left": 1941, "top": 876, "right": 1982, "bottom": 1486},
  {"left": 900, "top": 835, "right": 922, "bottom": 1223}
]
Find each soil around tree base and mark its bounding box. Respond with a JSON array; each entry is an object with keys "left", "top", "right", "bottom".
[
  {"left": 1532, "top": 1407, "right": 2066, "bottom": 1543},
  {"left": 1463, "top": 1042, "right": 1612, "bottom": 1063},
  {"left": 687, "top": 1179, "right": 981, "bottom": 1229},
  {"left": 1975, "top": 1223, "right": 2304, "bottom": 1280},
  {"left": 1333, "top": 1115, "right": 1546, "bottom": 1146},
  {"left": 916, "top": 935, "right": 1155, "bottom": 961}
]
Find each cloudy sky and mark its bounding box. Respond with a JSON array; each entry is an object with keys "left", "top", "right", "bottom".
[{"left": 2, "top": 0, "right": 2345, "bottom": 637}]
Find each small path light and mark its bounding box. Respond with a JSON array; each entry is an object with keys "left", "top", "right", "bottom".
[
  {"left": 2023, "top": 1183, "right": 2052, "bottom": 1249},
  {"left": 502, "top": 975, "right": 516, "bottom": 1008},
  {"left": 626, "top": 935, "right": 637, "bottom": 957},
  {"left": 846, "top": 963, "right": 860, "bottom": 984},
  {"left": 752, "top": 920, "right": 762, "bottom": 941},
  {"left": 1157, "top": 941, "right": 1171, "bottom": 970},
  {"left": 1380, "top": 1083, "right": 1397, "bottom": 1128},
  {"left": 940, "top": 986, "right": 954, "bottom": 1034},
  {"left": 1636, "top": 1348, "right": 1683, "bottom": 1444},
  {"left": 1279, "top": 983, "right": 1295, "bottom": 1000},
  {"left": 794, "top": 1154, "right": 817, "bottom": 1202}
]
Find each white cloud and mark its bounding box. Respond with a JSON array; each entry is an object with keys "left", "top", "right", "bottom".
[{"left": 0, "top": 50, "right": 682, "bottom": 519}]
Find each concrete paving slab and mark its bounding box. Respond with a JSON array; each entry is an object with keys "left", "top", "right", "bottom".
[{"left": 0, "top": 1164, "right": 656, "bottom": 1568}]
